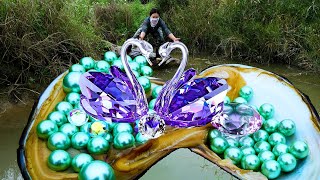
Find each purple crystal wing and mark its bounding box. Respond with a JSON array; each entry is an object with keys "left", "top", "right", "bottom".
[
  {"left": 79, "top": 71, "right": 146, "bottom": 123},
  {"left": 165, "top": 77, "right": 228, "bottom": 127}
]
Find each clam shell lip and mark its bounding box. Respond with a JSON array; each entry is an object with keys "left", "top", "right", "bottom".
[{"left": 200, "top": 64, "right": 320, "bottom": 179}]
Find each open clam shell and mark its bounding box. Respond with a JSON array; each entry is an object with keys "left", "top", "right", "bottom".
[{"left": 18, "top": 64, "right": 320, "bottom": 180}]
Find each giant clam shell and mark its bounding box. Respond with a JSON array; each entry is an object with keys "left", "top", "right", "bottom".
[{"left": 18, "top": 64, "right": 320, "bottom": 180}]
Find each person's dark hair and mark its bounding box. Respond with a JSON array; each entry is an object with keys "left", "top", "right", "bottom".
[{"left": 149, "top": 8, "right": 160, "bottom": 16}]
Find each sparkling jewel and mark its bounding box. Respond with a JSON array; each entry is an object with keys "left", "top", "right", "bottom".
[
  {"left": 138, "top": 113, "right": 166, "bottom": 139},
  {"left": 261, "top": 160, "right": 281, "bottom": 179},
  {"left": 272, "top": 143, "right": 289, "bottom": 157},
  {"left": 71, "top": 153, "right": 93, "bottom": 172},
  {"left": 80, "top": 57, "right": 95, "bottom": 70},
  {"left": 241, "top": 154, "right": 260, "bottom": 170},
  {"left": 138, "top": 76, "right": 151, "bottom": 92},
  {"left": 63, "top": 72, "right": 82, "bottom": 93},
  {"left": 47, "top": 111, "right": 67, "bottom": 127},
  {"left": 253, "top": 129, "right": 269, "bottom": 142},
  {"left": 134, "top": 55, "right": 148, "bottom": 67},
  {"left": 104, "top": 133, "right": 113, "bottom": 143},
  {"left": 79, "top": 160, "right": 115, "bottom": 180},
  {"left": 69, "top": 64, "right": 86, "bottom": 73},
  {"left": 71, "top": 132, "right": 90, "bottom": 150},
  {"left": 212, "top": 103, "right": 262, "bottom": 137},
  {"left": 65, "top": 92, "right": 81, "bottom": 106},
  {"left": 233, "top": 97, "right": 248, "bottom": 104},
  {"left": 224, "top": 96, "right": 231, "bottom": 104},
  {"left": 95, "top": 60, "right": 110, "bottom": 73},
  {"left": 47, "top": 150, "right": 71, "bottom": 171},
  {"left": 113, "top": 132, "right": 135, "bottom": 149},
  {"left": 151, "top": 86, "right": 162, "bottom": 99},
  {"left": 67, "top": 109, "right": 88, "bottom": 126},
  {"left": 268, "top": 132, "right": 286, "bottom": 146},
  {"left": 224, "top": 147, "right": 243, "bottom": 164},
  {"left": 277, "top": 153, "right": 297, "bottom": 172},
  {"left": 289, "top": 140, "right": 309, "bottom": 159},
  {"left": 254, "top": 141, "right": 271, "bottom": 153},
  {"left": 239, "top": 86, "right": 253, "bottom": 101},
  {"left": 226, "top": 138, "right": 239, "bottom": 147},
  {"left": 258, "top": 150, "right": 275, "bottom": 163},
  {"left": 89, "top": 121, "right": 109, "bottom": 137},
  {"left": 59, "top": 123, "right": 78, "bottom": 137},
  {"left": 104, "top": 51, "right": 117, "bottom": 63},
  {"left": 278, "top": 119, "right": 296, "bottom": 136},
  {"left": 263, "top": 119, "right": 279, "bottom": 133},
  {"left": 241, "top": 146, "right": 255, "bottom": 156},
  {"left": 55, "top": 101, "right": 73, "bottom": 115},
  {"left": 112, "top": 60, "right": 124, "bottom": 70},
  {"left": 129, "top": 61, "right": 140, "bottom": 72},
  {"left": 36, "top": 120, "right": 58, "bottom": 139},
  {"left": 87, "top": 136, "right": 110, "bottom": 154},
  {"left": 47, "top": 132, "right": 71, "bottom": 151},
  {"left": 148, "top": 99, "right": 156, "bottom": 109},
  {"left": 113, "top": 123, "right": 133, "bottom": 136},
  {"left": 208, "top": 129, "right": 222, "bottom": 143},
  {"left": 140, "top": 66, "right": 153, "bottom": 76},
  {"left": 239, "top": 136, "right": 255, "bottom": 147},
  {"left": 209, "top": 137, "right": 229, "bottom": 154},
  {"left": 259, "top": 103, "right": 275, "bottom": 120},
  {"left": 135, "top": 132, "right": 150, "bottom": 144}
]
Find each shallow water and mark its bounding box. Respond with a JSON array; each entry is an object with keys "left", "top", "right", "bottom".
[{"left": 0, "top": 56, "right": 319, "bottom": 179}]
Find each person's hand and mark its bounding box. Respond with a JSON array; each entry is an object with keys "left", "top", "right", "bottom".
[{"left": 173, "top": 37, "right": 180, "bottom": 42}]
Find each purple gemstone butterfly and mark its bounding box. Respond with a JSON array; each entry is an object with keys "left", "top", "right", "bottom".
[{"left": 79, "top": 39, "right": 228, "bottom": 138}]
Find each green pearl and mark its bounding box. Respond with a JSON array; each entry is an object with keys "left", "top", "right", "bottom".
[
  {"left": 152, "top": 86, "right": 163, "bottom": 99},
  {"left": 208, "top": 129, "right": 222, "bottom": 143},
  {"left": 104, "top": 51, "right": 117, "bottom": 63},
  {"left": 277, "top": 153, "right": 297, "bottom": 172},
  {"left": 104, "top": 133, "right": 113, "bottom": 143},
  {"left": 224, "top": 96, "right": 231, "bottom": 104},
  {"left": 278, "top": 119, "right": 296, "bottom": 136},
  {"left": 261, "top": 160, "right": 281, "bottom": 179},
  {"left": 107, "top": 122, "right": 116, "bottom": 131},
  {"left": 226, "top": 138, "right": 239, "bottom": 147},
  {"left": 233, "top": 97, "right": 248, "bottom": 104},
  {"left": 259, "top": 103, "right": 275, "bottom": 120},
  {"left": 140, "top": 66, "right": 153, "bottom": 77},
  {"left": 148, "top": 99, "right": 157, "bottom": 109},
  {"left": 47, "top": 111, "right": 67, "bottom": 127},
  {"left": 113, "top": 123, "right": 133, "bottom": 136},
  {"left": 239, "top": 86, "right": 253, "bottom": 101},
  {"left": 65, "top": 92, "right": 80, "bottom": 106},
  {"left": 134, "top": 55, "right": 148, "bottom": 67},
  {"left": 209, "top": 137, "right": 229, "bottom": 154},
  {"left": 63, "top": 72, "right": 82, "bottom": 93},
  {"left": 289, "top": 140, "right": 309, "bottom": 159},
  {"left": 263, "top": 119, "right": 279, "bottom": 133},
  {"left": 80, "top": 122, "right": 92, "bottom": 134},
  {"left": 112, "top": 60, "right": 124, "bottom": 70},
  {"left": 55, "top": 101, "right": 73, "bottom": 115},
  {"left": 87, "top": 136, "right": 110, "bottom": 154},
  {"left": 253, "top": 130, "right": 269, "bottom": 142},
  {"left": 135, "top": 132, "right": 150, "bottom": 145},
  {"left": 241, "top": 146, "right": 256, "bottom": 156},
  {"left": 80, "top": 57, "right": 95, "bottom": 70},
  {"left": 254, "top": 141, "right": 271, "bottom": 153},
  {"left": 223, "top": 104, "right": 234, "bottom": 115},
  {"left": 241, "top": 154, "right": 260, "bottom": 171},
  {"left": 69, "top": 64, "right": 85, "bottom": 73},
  {"left": 71, "top": 132, "right": 90, "bottom": 150},
  {"left": 138, "top": 76, "right": 151, "bottom": 92},
  {"left": 239, "top": 136, "right": 254, "bottom": 147},
  {"left": 113, "top": 132, "right": 135, "bottom": 149},
  {"left": 59, "top": 123, "right": 79, "bottom": 138},
  {"left": 47, "top": 132, "right": 71, "bottom": 151},
  {"left": 36, "top": 120, "right": 58, "bottom": 139},
  {"left": 132, "top": 70, "right": 140, "bottom": 78},
  {"left": 258, "top": 151, "right": 275, "bottom": 163},
  {"left": 224, "top": 147, "right": 243, "bottom": 164},
  {"left": 129, "top": 61, "right": 140, "bottom": 72},
  {"left": 71, "top": 153, "right": 93, "bottom": 173},
  {"left": 79, "top": 160, "right": 115, "bottom": 180},
  {"left": 126, "top": 55, "right": 133, "bottom": 62},
  {"left": 47, "top": 150, "right": 71, "bottom": 171},
  {"left": 95, "top": 60, "right": 110, "bottom": 73},
  {"left": 272, "top": 143, "right": 289, "bottom": 157},
  {"left": 268, "top": 132, "right": 286, "bottom": 146}
]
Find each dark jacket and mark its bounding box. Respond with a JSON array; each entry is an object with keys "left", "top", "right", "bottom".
[{"left": 140, "top": 17, "right": 172, "bottom": 37}]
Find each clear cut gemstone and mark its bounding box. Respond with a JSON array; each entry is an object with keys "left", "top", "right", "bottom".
[{"left": 138, "top": 113, "right": 165, "bottom": 139}]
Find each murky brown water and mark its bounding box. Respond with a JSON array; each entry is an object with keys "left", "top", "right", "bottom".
[{"left": 0, "top": 56, "right": 319, "bottom": 179}]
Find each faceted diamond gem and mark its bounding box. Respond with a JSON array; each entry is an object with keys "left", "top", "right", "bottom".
[
  {"left": 68, "top": 109, "right": 89, "bottom": 126},
  {"left": 138, "top": 113, "right": 165, "bottom": 139}
]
